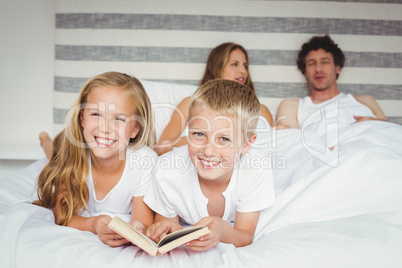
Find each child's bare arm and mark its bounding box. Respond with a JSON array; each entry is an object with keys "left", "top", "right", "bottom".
[
  {"left": 145, "top": 214, "right": 182, "bottom": 242},
  {"left": 130, "top": 196, "right": 154, "bottom": 232},
  {"left": 188, "top": 211, "right": 260, "bottom": 251},
  {"left": 53, "top": 193, "right": 127, "bottom": 246},
  {"left": 68, "top": 214, "right": 129, "bottom": 247}
]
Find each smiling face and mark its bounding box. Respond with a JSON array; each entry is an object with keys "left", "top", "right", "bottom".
[
  {"left": 222, "top": 48, "right": 248, "bottom": 84},
  {"left": 80, "top": 86, "right": 139, "bottom": 163},
  {"left": 187, "top": 106, "right": 254, "bottom": 185},
  {"left": 304, "top": 48, "right": 341, "bottom": 92}
]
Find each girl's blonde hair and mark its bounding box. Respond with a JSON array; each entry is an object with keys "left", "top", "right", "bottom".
[
  {"left": 199, "top": 42, "right": 255, "bottom": 92},
  {"left": 34, "top": 72, "right": 155, "bottom": 226}
]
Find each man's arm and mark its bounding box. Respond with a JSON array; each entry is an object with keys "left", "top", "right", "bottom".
[
  {"left": 275, "top": 99, "right": 300, "bottom": 129},
  {"left": 354, "top": 95, "right": 387, "bottom": 121}
]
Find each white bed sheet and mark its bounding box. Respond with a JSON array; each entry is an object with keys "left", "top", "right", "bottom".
[{"left": 1, "top": 121, "right": 402, "bottom": 268}]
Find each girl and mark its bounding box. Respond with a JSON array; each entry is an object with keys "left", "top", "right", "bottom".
[
  {"left": 34, "top": 72, "right": 156, "bottom": 247},
  {"left": 154, "top": 42, "right": 275, "bottom": 155}
]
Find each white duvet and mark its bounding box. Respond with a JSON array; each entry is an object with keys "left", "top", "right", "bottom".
[{"left": 1, "top": 121, "right": 402, "bottom": 268}]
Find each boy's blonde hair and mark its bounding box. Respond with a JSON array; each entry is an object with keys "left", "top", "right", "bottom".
[
  {"left": 34, "top": 72, "right": 155, "bottom": 226},
  {"left": 189, "top": 79, "right": 260, "bottom": 143}
]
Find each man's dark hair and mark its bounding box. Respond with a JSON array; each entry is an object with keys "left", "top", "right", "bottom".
[{"left": 297, "top": 35, "right": 345, "bottom": 78}]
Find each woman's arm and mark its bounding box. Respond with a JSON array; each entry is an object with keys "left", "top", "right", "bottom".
[
  {"left": 260, "top": 104, "right": 275, "bottom": 127},
  {"left": 154, "top": 97, "right": 191, "bottom": 155},
  {"left": 275, "top": 99, "right": 300, "bottom": 129}
]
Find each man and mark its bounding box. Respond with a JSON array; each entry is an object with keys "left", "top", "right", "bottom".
[{"left": 276, "top": 35, "right": 387, "bottom": 131}]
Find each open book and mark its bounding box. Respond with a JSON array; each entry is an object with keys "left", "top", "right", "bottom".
[{"left": 108, "top": 216, "right": 210, "bottom": 256}]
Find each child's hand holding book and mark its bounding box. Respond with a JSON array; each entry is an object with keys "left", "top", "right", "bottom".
[
  {"left": 130, "top": 220, "right": 146, "bottom": 234},
  {"left": 108, "top": 216, "right": 210, "bottom": 256},
  {"left": 93, "top": 215, "right": 129, "bottom": 247},
  {"left": 184, "top": 216, "right": 229, "bottom": 252},
  {"left": 145, "top": 219, "right": 183, "bottom": 242}
]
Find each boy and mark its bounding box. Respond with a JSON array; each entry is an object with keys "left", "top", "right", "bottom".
[{"left": 144, "top": 79, "right": 275, "bottom": 251}]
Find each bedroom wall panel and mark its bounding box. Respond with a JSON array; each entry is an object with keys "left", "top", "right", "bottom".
[{"left": 53, "top": 0, "right": 402, "bottom": 133}]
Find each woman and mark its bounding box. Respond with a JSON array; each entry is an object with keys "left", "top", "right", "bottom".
[{"left": 154, "top": 42, "right": 274, "bottom": 155}]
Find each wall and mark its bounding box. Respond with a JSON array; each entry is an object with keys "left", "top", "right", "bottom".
[
  {"left": 0, "top": 0, "right": 54, "bottom": 178},
  {"left": 53, "top": 0, "right": 402, "bottom": 134},
  {"left": 1, "top": 0, "right": 401, "bottom": 179}
]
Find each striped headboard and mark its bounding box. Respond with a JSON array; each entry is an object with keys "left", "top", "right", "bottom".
[{"left": 54, "top": 0, "right": 402, "bottom": 136}]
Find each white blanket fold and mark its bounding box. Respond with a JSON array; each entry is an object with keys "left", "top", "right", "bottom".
[{"left": 1, "top": 121, "right": 401, "bottom": 268}]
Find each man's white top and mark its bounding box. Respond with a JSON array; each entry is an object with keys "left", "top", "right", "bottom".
[
  {"left": 298, "top": 93, "right": 376, "bottom": 139},
  {"left": 144, "top": 145, "right": 275, "bottom": 226},
  {"left": 85, "top": 145, "right": 157, "bottom": 216}
]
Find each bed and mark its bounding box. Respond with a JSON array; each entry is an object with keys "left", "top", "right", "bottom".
[
  {"left": 2, "top": 0, "right": 402, "bottom": 267},
  {"left": 1, "top": 79, "right": 402, "bottom": 268}
]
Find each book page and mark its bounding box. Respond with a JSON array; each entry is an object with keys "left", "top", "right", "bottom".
[
  {"left": 158, "top": 226, "right": 205, "bottom": 247},
  {"left": 108, "top": 216, "right": 158, "bottom": 256},
  {"left": 109, "top": 217, "right": 210, "bottom": 256},
  {"left": 157, "top": 226, "right": 210, "bottom": 255}
]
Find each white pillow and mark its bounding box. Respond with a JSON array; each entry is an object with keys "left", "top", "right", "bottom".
[{"left": 140, "top": 80, "right": 197, "bottom": 141}]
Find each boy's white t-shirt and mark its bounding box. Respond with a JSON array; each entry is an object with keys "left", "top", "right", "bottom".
[
  {"left": 84, "top": 145, "right": 157, "bottom": 216},
  {"left": 144, "top": 145, "right": 275, "bottom": 226}
]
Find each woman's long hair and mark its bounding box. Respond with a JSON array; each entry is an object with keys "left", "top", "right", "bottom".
[
  {"left": 199, "top": 42, "right": 255, "bottom": 92},
  {"left": 34, "top": 72, "right": 155, "bottom": 226}
]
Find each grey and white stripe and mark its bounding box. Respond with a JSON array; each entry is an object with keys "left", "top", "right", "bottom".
[
  {"left": 53, "top": 0, "right": 402, "bottom": 130},
  {"left": 55, "top": 45, "right": 402, "bottom": 68},
  {"left": 56, "top": 14, "right": 402, "bottom": 36}
]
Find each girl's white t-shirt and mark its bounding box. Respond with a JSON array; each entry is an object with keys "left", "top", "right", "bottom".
[{"left": 83, "top": 145, "right": 157, "bottom": 217}]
